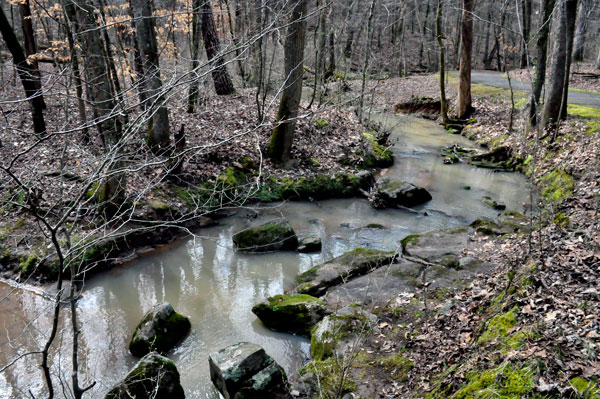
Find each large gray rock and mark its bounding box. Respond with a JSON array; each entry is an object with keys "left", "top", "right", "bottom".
[
  {"left": 371, "top": 177, "right": 432, "bottom": 209},
  {"left": 295, "top": 248, "right": 398, "bottom": 297},
  {"left": 233, "top": 219, "right": 298, "bottom": 253},
  {"left": 252, "top": 294, "right": 329, "bottom": 336},
  {"left": 297, "top": 235, "right": 322, "bottom": 253},
  {"left": 105, "top": 352, "right": 185, "bottom": 399},
  {"left": 209, "top": 342, "right": 291, "bottom": 399},
  {"left": 129, "top": 302, "right": 191, "bottom": 357},
  {"left": 310, "top": 307, "right": 378, "bottom": 361}
]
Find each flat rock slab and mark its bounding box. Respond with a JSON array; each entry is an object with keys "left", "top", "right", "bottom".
[
  {"left": 233, "top": 219, "right": 298, "bottom": 253},
  {"left": 209, "top": 342, "right": 290, "bottom": 399},
  {"left": 106, "top": 352, "right": 185, "bottom": 399},
  {"left": 402, "top": 227, "right": 471, "bottom": 264},
  {"left": 252, "top": 294, "right": 329, "bottom": 336},
  {"left": 129, "top": 302, "right": 191, "bottom": 357},
  {"left": 295, "top": 248, "right": 398, "bottom": 297}
]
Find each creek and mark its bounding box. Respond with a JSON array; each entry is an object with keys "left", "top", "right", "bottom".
[{"left": 0, "top": 112, "right": 531, "bottom": 398}]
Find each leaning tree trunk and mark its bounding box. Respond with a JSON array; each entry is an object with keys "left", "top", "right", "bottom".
[
  {"left": 528, "top": 0, "right": 556, "bottom": 127},
  {"left": 201, "top": 0, "right": 235, "bottom": 95},
  {"left": 267, "top": 0, "right": 308, "bottom": 164},
  {"left": 457, "top": 0, "right": 474, "bottom": 119},
  {"left": 132, "top": 0, "right": 171, "bottom": 154},
  {"left": 19, "top": 0, "right": 46, "bottom": 110},
  {"left": 0, "top": 8, "right": 46, "bottom": 134},
  {"left": 435, "top": 0, "right": 448, "bottom": 124},
  {"left": 542, "top": 0, "right": 578, "bottom": 129},
  {"left": 573, "top": 0, "right": 588, "bottom": 61}
]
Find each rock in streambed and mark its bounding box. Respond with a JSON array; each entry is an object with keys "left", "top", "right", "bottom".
[
  {"left": 232, "top": 219, "right": 298, "bottom": 253},
  {"left": 252, "top": 294, "right": 329, "bottom": 336},
  {"left": 129, "top": 302, "right": 191, "bottom": 357},
  {"left": 209, "top": 342, "right": 291, "bottom": 399}
]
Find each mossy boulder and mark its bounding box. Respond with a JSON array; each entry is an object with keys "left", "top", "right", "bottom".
[
  {"left": 297, "top": 235, "right": 322, "bottom": 253},
  {"left": 360, "top": 132, "right": 394, "bottom": 168},
  {"left": 468, "top": 146, "right": 522, "bottom": 171},
  {"left": 371, "top": 177, "right": 432, "bottom": 209},
  {"left": 105, "top": 352, "right": 185, "bottom": 399},
  {"left": 252, "top": 294, "right": 329, "bottom": 336},
  {"left": 129, "top": 302, "right": 191, "bottom": 357},
  {"left": 310, "top": 307, "right": 377, "bottom": 361},
  {"left": 209, "top": 342, "right": 291, "bottom": 399},
  {"left": 232, "top": 219, "right": 298, "bottom": 253},
  {"left": 482, "top": 195, "right": 506, "bottom": 210},
  {"left": 295, "top": 248, "right": 398, "bottom": 296}
]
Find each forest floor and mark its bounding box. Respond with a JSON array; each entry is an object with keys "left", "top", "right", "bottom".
[{"left": 314, "top": 73, "right": 600, "bottom": 398}]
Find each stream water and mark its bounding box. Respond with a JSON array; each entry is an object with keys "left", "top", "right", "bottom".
[{"left": 0, "top": 112, "right": 531, "bottom": 398}]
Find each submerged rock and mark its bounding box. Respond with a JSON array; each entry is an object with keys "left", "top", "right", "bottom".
[
  {"left": 482, "top": 195, "right": 507, "bottom": 210},
  {"left": 129, "top": 302, "right": 191, "bottom": 357},
  {"left": 232, "top": 219, "right": 298, "bottom": 253},
  {"left": 106, "top": 352, "right": 185, "bottom": 399},
  {"left": 468, "top": 145, "right": 522, "bottom": 170},
  {"left": 295, "top": 248, "right": 398, "bottom": 297},
  {"left": 370, "top": 177, "right": 432, "bottom": 209},
  {"left": 209, "top": 342, "right": 291, "bottom": 399},
  {"left": 297, "top": 235, "right": 322, "bottom": 253},
  {"left": 252, "top": 294, "right": 329, "bottom": 336}
]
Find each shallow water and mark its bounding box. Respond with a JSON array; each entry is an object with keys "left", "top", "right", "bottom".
[{"left": 0, "top": 113, "right": 531, "bottom": 398}]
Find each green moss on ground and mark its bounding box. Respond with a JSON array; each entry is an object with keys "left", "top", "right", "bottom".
[
  {"left": 453, "top": 363, "right": 535, "bottom": 399},
  {"left": 477, "top": 306, "right": 518, "bottom": 346},
  {"left": 570, "top": 377, "right": 599, "bottom": 399},
  {"left": 300, "top": 357, "right": 357, "bottom": 398},
  {"left": 381, "top": 354, "right": 414, "bottom": 381},
  {"left": 540, "top": 168, "right": 575, "bottom": 205}
]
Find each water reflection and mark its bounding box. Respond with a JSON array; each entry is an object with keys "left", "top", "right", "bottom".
[{"left": 0, "top": 114, "right": 531, "bottom": 398}]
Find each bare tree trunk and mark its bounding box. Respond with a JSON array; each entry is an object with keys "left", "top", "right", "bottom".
[
  {"left": 267, "top": 0, "right": 308, "bottom": 164},
  {"left": 528, "top": 0, "right": 556, "bottom": 127},
  {"left": 343, "top": 1, "right": 358, "bottom": 58},
  {"left": 573, "top": 0, "right": 588, "bottom": 61},
  {"left": 19, "top": 0, "right": 46, "bottom": 110},
  {"left": 0, "top": 7, "right": 46, "bottom": 134},
  {"left": 201, "top": 0, "right": 235, "bottom": 95},
  {"left": 132, "top": 0, "right": 171, "bottom": 153},
  {"left": 435, "top": 0, "right": 448, "bottom": 123},
  {"left": 520, "top": 0, "right": 532, "bottom": 68},
  {"left": 223, "top": 0, "right": 247, "bottom": 83},
  {"left": 187, "top": 0, "right": 203, "bottom": 113},
  {"left": 358, "top": 0, "right": 376, "bottom": 122},
  {"left": 326, "top": 28, "right": 335, "bottom": 79},
  {"left": 72, "top": 1, "right": 126, "bottom": 209},
  {"left": 127, "top": 0, "right": 147, "bottom": 108},
  {"left": 418, "top": 0, "right": 431, "bottom": 68},
  {"left": 457, "top": 0, "right": 474, "bottom": 119},
  {"left": 542, "top": 0, "right": 578, "bottom": 129}
]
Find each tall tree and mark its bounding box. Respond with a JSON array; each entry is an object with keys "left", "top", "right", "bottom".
[
  {"left": 201, "top": 0, "right": 235, "bottom": 95},
  {"left": 457, "top": 0, "right": 474, "bottom": 119},
  {"left": 187, "top": 0, "right": 203, "bottom": 113},
  {"left": 527, "top": 0, "right": 556, "bottom": 127},
  {"left": 19, "top": 0, "right": 46, "bottom": 110},
  {"left": 132, "top": 0, "right": 171, "bottom": 153},
  {"left": 267, "top": 0, "right": 308, "bottom": 164},
  {"left": 573, "top": 0, "right": 589, "bottom": 61},
  {"left": 519, "top": 0, "right": 532, "bottom": 68},
  {"left": 69, "top": 0, "right": 126, "bottom": 216},
  {"left": 435, "top": 0, "right": 448, "bottom": 123},
  {"left": 0, "top": 7, "right": 46, "bottom": 134},
  {"left": 542, "top": 0, "right": 578, "bottom": 129}
]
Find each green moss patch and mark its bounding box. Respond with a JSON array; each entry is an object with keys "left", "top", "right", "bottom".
[
  {"left": 381, "top": 354, "right": 414, "bottom": 381},
  {"left": 477, "top": 306, "right": 518, "bottom": 346},
  {"left": 570, "top": 377, "right": 599, "bottom": 398},
  {"left": 300, "top": 357, "right": 357, "bottom": 397},
  {"left": 539, "top": 168, "right": 575, "bottom": 204},
  {"left": 454, "top": 363, "right": 535, "bottom": 399}
]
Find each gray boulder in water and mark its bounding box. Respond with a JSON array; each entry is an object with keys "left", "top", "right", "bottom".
[
  {"left": 105, "top": 352, "right": 185, "bottom": 399},
  {"left": 129, "top": 302, "right": 191, "bottom": 357},
  {"left": 371, "top": 177, "right": 432, "bottom": 209},
  {"left": 209, "top": 342, "right": 291, "bottom": 399},
  {"left": 232, "top": 219, "right": 298, "bottom": 253}
]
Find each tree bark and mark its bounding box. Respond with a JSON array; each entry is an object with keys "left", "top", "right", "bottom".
[
  {"left": 132, "top": 0, "right": 171, "bottom": 153},
  {"left": 0, "top": 7, "right": 46, "bottom": 134},
  {"left": 542, "top": 0, "right": 578, "bottom": 128},
  {"left": 187, "top": 0, "right": 203, "bottom": 113},
  {"left": 528, "top": 0, "right": 556, "bottom": 127},
  {"left": 520, "top": 0, "right": 532, "bottom": 68},
  {"left": 457, "top": 0, "right": 474, "bottom": 119},
  {"left": 573, "top": 0, "right": 588, "bottom": 61},
  {"left": 435, "top": 0, "right": 448, "bottom": 123},
  {"left": 19, "top": 0, "right": 46, "bottom": 110},
  {"left": 70, "top": 0, "right": 126, "bottom": 215},
  {"left": 267, "top": 0, "right": 308, "bottom": 164},
  {"left": 201, "top": 0, "right": 235, "bottom": 95}
]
